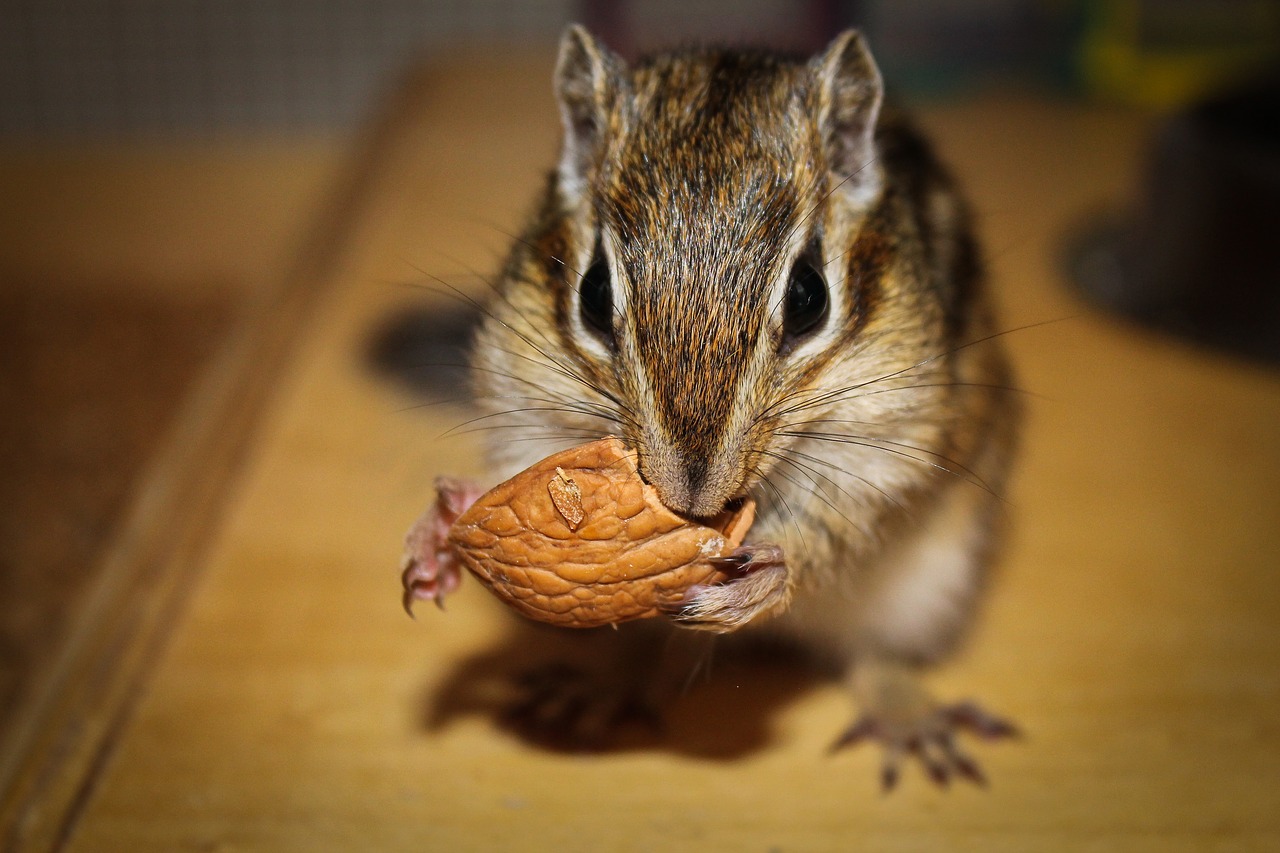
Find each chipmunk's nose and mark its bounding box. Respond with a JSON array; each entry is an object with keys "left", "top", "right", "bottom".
[
  {"left": 640, "top": 462, "right": 691, "bottom": 516},
  {"left": 682, "top": 458, "right": 727, "bottom": 516},
  {"left": 639, "top": 442, "right": 733, "bottom": 518}
]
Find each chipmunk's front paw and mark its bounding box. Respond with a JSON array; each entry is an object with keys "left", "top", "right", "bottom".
[
  {"left": 833, "top": 664, "right": 1018, "bottom": 791},
  {"left": 665, "top": 543, "right": 788, "bottom": 633},
  {"left": 401, "top": 477, "right": 482, "bottom": 614}
]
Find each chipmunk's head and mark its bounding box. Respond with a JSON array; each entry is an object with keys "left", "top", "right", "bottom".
[{"left": 549, "top": 26, "right": 886, "bottom": 516}]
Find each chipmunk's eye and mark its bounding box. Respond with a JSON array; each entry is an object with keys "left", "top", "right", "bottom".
[
  {"left": 578, "top": 249, "right": 614, "bottom": 343},
  {"left": 781, "top": 253, "right": 829, "bottom": 351}
]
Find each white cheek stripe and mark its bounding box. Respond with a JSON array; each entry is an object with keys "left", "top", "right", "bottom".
[{"left": 601, "top": 228, "right": 629, "bottom": 316}]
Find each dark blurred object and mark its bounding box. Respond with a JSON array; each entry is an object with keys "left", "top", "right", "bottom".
[
  {"left": 866, "top": 0, "right": 1078, "bottom": 96},
  {"left": 1067, "top": 66, "right": 1280, "bottom": 364},
  {"left": 1078, "top": 0, "right": 1280, "bottom": 108},
  {"left": 365, "top": 301, "right": 480, "bottom": 405}
]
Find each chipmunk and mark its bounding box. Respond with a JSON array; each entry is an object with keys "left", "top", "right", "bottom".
[{"left": 406, "top": 25, "right": 1021, "bottom": 788}]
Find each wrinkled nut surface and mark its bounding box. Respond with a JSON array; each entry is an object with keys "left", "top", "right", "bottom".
[{"left": 447, "top": 436, "right": 755, "bottom": 628}]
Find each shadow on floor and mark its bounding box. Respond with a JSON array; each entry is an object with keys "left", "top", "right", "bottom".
[{"left": 420, "top": 618, "right": 830, "bottom": 760}]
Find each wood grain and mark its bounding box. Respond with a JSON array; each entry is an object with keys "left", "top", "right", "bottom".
[{"left": 8, "top": 52, "right": 1280, "bottom": 851}]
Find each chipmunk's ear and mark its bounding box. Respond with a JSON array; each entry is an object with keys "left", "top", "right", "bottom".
[
  {"left": 812, "top": 30, "right": 884, "bottom": 190},
  {"left": 554, "top": 25, "right": 626, "bottom": 202}
]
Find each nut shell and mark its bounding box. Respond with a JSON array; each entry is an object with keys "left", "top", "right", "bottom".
[{"left": 447, "top": 437, "right": 755, "bottom": 628}]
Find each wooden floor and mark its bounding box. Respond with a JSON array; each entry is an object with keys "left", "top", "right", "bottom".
[
  {"left": 0, "top": 138, "right": 345, "bottom": 765},
  {"left": 4, "top": 52, "right": 1280, "bottom": 851},
  {"left": 0, "top": 283, "right": 232, "bottom": 735}
]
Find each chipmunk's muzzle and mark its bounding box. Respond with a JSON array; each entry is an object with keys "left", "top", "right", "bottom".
[{"left": 636, "top": 426, "right": 747, "bottom": 519}]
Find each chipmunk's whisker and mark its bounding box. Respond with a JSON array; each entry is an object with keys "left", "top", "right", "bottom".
[
  {"left": 759, "top": 450, "right": 874, "bottom": 541},
  {"left": 780, "top": 427, "right": 1000, "bottom": 499}
]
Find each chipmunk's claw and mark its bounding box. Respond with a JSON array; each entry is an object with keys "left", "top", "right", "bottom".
[
  {"left": 400, "top": 558, "right": 456, "bottom": 615},
  {"left": 944, "top": 700, "right": 1021, "bottom": 740},
  {"left": 707, "top": 543, "right": 785, "bottom": 573}
]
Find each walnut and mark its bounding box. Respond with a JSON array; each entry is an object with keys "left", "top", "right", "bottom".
[{"left": 446, "top": 437, "right": 755, "bottom": 628}]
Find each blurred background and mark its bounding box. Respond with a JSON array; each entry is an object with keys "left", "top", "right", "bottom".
[
  {"left": 5, "top": 0, "right": 1278, "bottom": 138},
  {"left": 2, "top": 0, "right": 1279, "bottom": 792}
]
